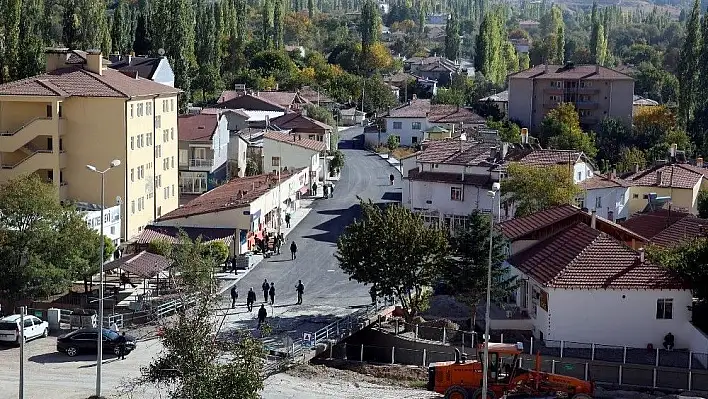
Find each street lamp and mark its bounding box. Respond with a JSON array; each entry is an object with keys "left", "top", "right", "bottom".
[
  {"left": 482, "top": 182, "right": 501, "bottom": 399},
  {"left": 86, "top": 159, "right": 121, "bottom": 399}
]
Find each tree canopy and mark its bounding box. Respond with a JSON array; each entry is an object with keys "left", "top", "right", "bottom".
[
  {"left": 541, "top": 103, "right": 598, "bottom": 158},
  {"left": 647, "top": 239, "right": 708, "bottom": 302},
  {"left": 502, "top": 163, "right": 581, "bottom": 217}
]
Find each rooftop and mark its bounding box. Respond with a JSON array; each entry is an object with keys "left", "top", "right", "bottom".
[
  {"left": 387, "top": 99, "right": 485, "bottom": 124},
  {"left": 416, "top": 139, "right": 496, "bottom": 166},
  {"left": 509, "top": 64, "right": 633, "bottom": 81},
  {"left": 407, "top": 169, "right": 491, "bottom": 186},
  {"left": 579, "top": 173, "right": 632, "bottom": 190},
  {"left": 505, "top": 147, "right": 585, "bottom": 167},
  {"left": 479, "top": 90, "right": 509, "bottom": 103},
  {"left": 108, "top": 56, "right": 164, "bottom": 81},
  {"left": 271, "top": 112, "right": 332, "bottom": 131},
  {"left": 620, "top": 209, "right": 708, "bottom": 248},
  {"left": 158, "top": 170, "right": 304, "bottom": 221},
  {"left": 509, "top": 223, "right": 685, "bottom": 290},
  {"left": 263, "top": 131, "right": 326, "bottom": 152},
  {"left": 216, "top": 90, "right": 307, "bottom": 109},
  {"left": 102, "top": 251, "right": 170, "bottom": 279},
  {"left": 297, "top": 86, "right": 334, "bottom": 104},
  {"left": 136, "top": 225, "right": 235, "bottom": 246},
  {"left": 178, "top": 113, "right": 218, "bottom": 141},
  {"left": 622, "top": 163, "right": 707, "bottom": 189}
]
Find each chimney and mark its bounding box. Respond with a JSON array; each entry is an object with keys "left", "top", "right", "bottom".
[
  {"left": 265, "top": 115, "right": 270, "bottom": 128},
  {"left": 670, "top": 143, "right": 677, "bottom": 159},
  {"left": 412, "top": 94, "right": 417, "bottom": 100},
  {"left": 252, "top": 182, "right": 255, "bottom": 191},
  {"left": 595, "top": 64, "right": 600, "bottom": 73},
  {"left": 44, "top": 48, "right": 71, "bottom": 72},
  {"left": 590, "top": 209, "right": 597, "bottom": 229},
  {"left": 86, "top": 49, "right": 104, "bottom": 75},
  {"left": 520, "top": 128, "right": 529, "bottom": 144},
  {"left": 638, "top": 247, "right": 645, "bottom": 263},
  {"left": 697, "top": 157, "right": 704, "bottom": 168},
  {"left": 656, "top": 170, "right": 663, "bottom": 185},
  {"left": 610, "top": 169, "right": 616, "bottom": 179},
  {"left": 634, "top": 163, "right": 640, "bottom": 173},
  {"left": 490, "top": 146, "right": 497, "bottom": 159},
  {"left": 544, "top": 62, "right": 549, "bottom": 73}
]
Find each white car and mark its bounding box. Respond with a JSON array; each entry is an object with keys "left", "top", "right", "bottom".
[{"left": 0, "top": 314, "right": 50, "bottom": 344}]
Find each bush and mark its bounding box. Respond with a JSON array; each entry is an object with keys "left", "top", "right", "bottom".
[
  {"left": 147, "top": 239, "right": 172, "bottom": 256},
  {"left": 204, "top": 241, "right": 229, "bottom": 264},
  {"left": 386, "top": 135, "right": 399, "bottom": 151}
]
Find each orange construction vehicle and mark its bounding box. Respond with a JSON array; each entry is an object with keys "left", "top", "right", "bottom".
[{"left": 427, "top": 342, "right": 594, "bottom": 399}]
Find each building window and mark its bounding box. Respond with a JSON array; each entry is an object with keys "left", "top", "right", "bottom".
[
  {"left": 412, "top": 136, "right": 418, "bottom": 144},
  {"left": 577, "top": 172, "right": 581, "bottom": 181},
  {"left": 156, "top": 115, "right": 161, "bottom": 129},
  {"left": 633, "top": 193, "right": 639, "bottom": 199},
  {"left": 656, "top": 298, "right": 673, "bottom": 319},
  {"left": 393, "top": 122, "right": 402, "bottom": 129},
  {"left": 412, "top": 122, "right": 421, "bottom": 130},
  {"left": 163, "top": 129, "right": 169, "bottom": 142},
  {"left": 147, "top": 132, "right": 153, "bottom": 146},
  {"left": 432, "top": 164, "right": 439, "bottom": 169},
  {"left": 272, "top": 156, "right": 280, "bottom": 167},
  {"left": 130, "top": 168, "right": 134, "bottom": 182},
  {"left": 450, "top": 186, "right": 463, "bottom": 201},
  {"left": 171, "top": 156, "right": 174, "bottom": 168},
  {"left": 170, "top": 99, "right": 174, "bottom": 112},
  {"left": 171, "top": 184, "right": 175, "bottom": 197},
  {"left": 157, "top": 174, "right": 162, "bottom": 188},
  {"left": 595, "top": 197, "right": 602, "bottom": 208},
  {"left": 549, "top": 95, "right": 561, "bottom": 102},
  {"left": 619, "top": 193, "right": 625, "bottom": 203},
  {"left": 577, "top": 198, "right": 585, "bottom": 209},
  {"left": 130, "top": 104, "right": 134, "bottom": 118},
  {"left": 156, "top": 145, "right": 162, "bottom": 158},
  {"left": 131, "top": 200, "right": 135, "bottom": 214},
  {"left": 110, "top": 226, "right": 115, "bottom": 235},
  {"left": 171, "top": 127, "right": 174, "bottom": 140},
  {"left": 130, "top": 137, "right": 134, "bottom": 150},
  {"left": 137, "top": 103, "right": 144, "bottom": 117},
  {"left": 146, "top": 102, "right": 152, "bottom": 116},
  {"left": 162, "top": 100, "right": 167, "bottom": 113},
  {"left": 163, "top": 158, "right": 169, "bottom": 170}
]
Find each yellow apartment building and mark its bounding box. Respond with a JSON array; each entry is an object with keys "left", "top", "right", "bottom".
[
  {"left": 0, "top": 48, "right": 181, "bottom": 240},
  {"left": 623, "top": 163, "right": 708, "bottom": 215}
]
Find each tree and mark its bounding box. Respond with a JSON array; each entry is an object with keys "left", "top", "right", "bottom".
[
  {"left": 591, "top": 21, "right": 607, "bottom": 65},
  {"left": 555, "top": 25, "right": 565, "bottom": 64},
  {"left": 678, "top": 0, "right": 701, "bottom": 127},
  {"left": 595, "top": 117, "right": 634, "bottom": 165},
  {"left": 359, "top": 0, "right": 381, "bottom": 51},
  {"left": 444, "top": 13, "right": 460, "bottom": 61},
  {"left": 487, "top": 119, "right": 521, "bottom": 143},
  {"left": 329, "top": 150, "right": 345, "bottom": 174},
  {"left": 647, "top": 239, "right": 708, "bottom": 302},
  {"left": 16, "top": 0, "right": 46, "bottom": 79},
  {"left": 698, "top": 190, "right": 708, "bottom": 219},
  {"left": 111, "top": 0, "right": 132, "bottom": 55},
  {"left": 336, "top": 201, "right": 449, "bottom": 322},
  {"left": 303, "top": 104, "right": 335, "bottom": 127},
  {"left": 261, "top": 0, "right": 274, "bottom": 50},
  {"left": 541, "top": 103, "right": 597, "bottom": 158},
  {"left": 308, "top": 0, "right": 315, "bottom": 18},
  {"left": 440, "top": 211, "right": 517, "bottom": 330},
  {"left": 616, "top": 147, "right": 647, "bottom": 173},
  {"left": 147, "top": 238, "right": 172, "bottom": 256},
  {"left": 205, "top": 241, "right": 229, "bottom": 264},
  {"left": 475, "top": 12, "right": 506, "bottom": 85},
  {"left": 137, "top": 234, "right": 264, "bottom": 398},
  {"left": 386, "top": 134, "right": 399, "bottom": 151},
  {"left": 273, "top": 0, "right": 284, "bottom": 49},
  {"left": 3, "top": 0, "right": 22, "bottom": 82},
  {"left": 502, "top": 163, "right": 581, "bottom": 217},
  {"left": 133, "top": 0, "right": 152, "bottom": 55}
]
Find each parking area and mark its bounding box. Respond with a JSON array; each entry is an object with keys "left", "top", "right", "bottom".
[{"left": 0, "top": 331, "right": 163, "bottom": 399}]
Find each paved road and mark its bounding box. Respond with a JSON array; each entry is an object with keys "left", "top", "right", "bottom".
[{"left": 218, "top": 126, "right": 403, "bottom": 349}]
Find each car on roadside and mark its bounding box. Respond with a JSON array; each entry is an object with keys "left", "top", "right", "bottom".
[
  {"left": 0, "top": 314, "right": 50, "bottom": 344},
  {"left": 56, "top": 328, "right": 137, "bottom": 357}
]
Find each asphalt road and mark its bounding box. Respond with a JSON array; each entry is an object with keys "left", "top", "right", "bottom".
[{"left": 219, "top": 126, "right": 403, "bottom": 349}]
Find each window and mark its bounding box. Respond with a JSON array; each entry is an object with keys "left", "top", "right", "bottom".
[
  {"left": 110, "top": 226, "right": 116, "bottom": 235},
  {"left": 619, "top": 193, "right": 625, "bottom": 203},
  {"left": 577, "top": 199, "right": 585, "bottom": 209},
  {"left": 595, "top": 197, "right": 602, "bottom": 208},
  {"left": 272, "top": 156, "right": 281, "bottom": 167},
  {"left": 138, "top": 134, "right": 144, "bottom": 148},
  {"left": 179, "top": 149, "right": 188, "bottom": 165},
  {"left": 164, "top": 186, "right": 169, "bottom": 199},
  {"left": 130, "top": 137, "right": 134, "bottom": 150},
  {"left": 139, "top": 165, "right": 145, "bottom": 179},
  {"left": 412, "top": 122, "right": 421, "bottom": 130},
  {"left": 577, "top": 172, "right": 581, "bottom": 181},
  {"left": 656, "top": 299, "right": 673, "bottom": 319},
  {"left": 131, "top": 200, "right": 135, "bottom": 214},
  {"left": 579, "top": 110, "right": 593, "bottom": 117},
  {"left": 171, "top": 185, "right": 175, "bottom": 197},
  {"left": 130, "top": 168, "right": 134, "bottom": 182},
  {"left": 147, "top": 132, "right": 153, "bottom": 146},
  {"left": 549, "top": 95, "right": 561, "bottom": 102},
  {"left": 156, "top": 115, "right": 161, "bottom": 129},
  {"left": 171, "top": 128, "right": 174, "bottom": 140},
  {"left": 163, "top": 129, "right": 169, "bottom": 142},
  {"left": 130, "top": 104, "right": 134, "bottom": 118},
  {"left": 633, "top": 193, "right": 639, "bottom": 199},
  {"left": 162, "top": 100, "right": 168, "bottom": 113},
  {"left": 171, "top": 99, "right": 174, "bottom": 112},
  {"left": 137, "top": 103, "right": 144, "bottom": 117},
  {"left": 46, "top": 104, "right": 52, "bottom": 118},
  {"left": 171, "top": 156, "right": 174, "bottom": 168},
  {"left": 137, "top": 197, "right": 143, "bottom": 211},
  {"left": 393, "top": 122, "right": 402, "bottom": 129},
  {"left": 157, "top": 174, "right": 162, "bottom": 188},
  {"left": 450, "top": 187, "right": 463, "bottom": 201},
  {"left": 146, "top": 102, "right": 152, "bottom": 116},
  {"left": 163, "top": 158, "right": 169, "bottom": 170},
  {"left": 156, "top": 145, "right": 162, "bottom": 158},
  {"left": 412, "top": 136, "right": 418, "bottom": 144}
]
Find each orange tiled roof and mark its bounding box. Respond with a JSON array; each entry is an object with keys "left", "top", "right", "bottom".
[
  {"left": 622, "top": 164, "right": 706, "bottom": 189},
  {"left": 263, "top": 131, "right": 326, "bottom": 152}
]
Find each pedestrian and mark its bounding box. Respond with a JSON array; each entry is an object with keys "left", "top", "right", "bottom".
[
  {"left": 323, "top": 185, "right": 328, "bottom": 198},
  {"left": 230, "top": 285, "right": 239, "bottom": 309},
  {"left": 247, "top": 287, "right": 256, "bottom": 311},
  {"left": 311, "top": 182, "right": 317, "bottom": 196},
  {"left": 257, "top": 304, "right": 267, "bottom": 328},
  {"left": 330, "top": 184, "right": 334, "bottom": 198},
  {"left": 285, "top": 213, "right": 291, "bottom": 228},
  {"left": 389, "top": 173, "right": 394, "bottom": 185},
  {"left": 110, "top": 321, "right": 119, "bottom": 332},
  {"left": 296, "top": 280, "right": 305, "bottom": 305},
  {"left": 269, "top": 282, "right": 275, "bottom": 305},
  {"left": 274, "top": 234, "right": 282, "bottom": 255},
  {"left": 116, "top": 332, "right": 127, "bottom": 360},
  {"left": 290, "top": 241, "right": 298, "bottom": 260},
  {"left": 262, "top": 279, "right": 269, "bottom": 302},
  {"left": 231, "top": 257, "right": 238, "bottom": 274},
  {"left": 369, "top": 285, "right": 377, "bottom": 305}
]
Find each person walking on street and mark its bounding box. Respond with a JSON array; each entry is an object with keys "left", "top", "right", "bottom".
[
  {"left": 262, "top": 279, "right": 269, "bottom": 302},
  {"left": 246, "top": 287, "right": 256, "bottom": 311},
  {"left": 389, "top": 173, "right": 395, "bottom": 185},
  {"left": 369, "top": 285, "right": 377, "bottom": 305},
  {"left": 285, "top": 213, "right": 291, "bottom": 228},
  {"left": 296, "top": 280, "right": 305, "bottom": 305},
  {"left": 257, "top": 304, "right": 267, "bottom": 328},
  {"left": 116, "top": 332, "right": 127, "bottom": 360},
  {"left": 269, "top": 283, "right": 275, "bottom": 305},
  {"left": 311, "top": 182, "right": 317, "bottom": 197},
  {"left": 274, "top": 234, "right": 282, "bottom": 255},
  {"left": 290, "top": 241, "right": 298, "bottom": 260},
  {"left": 230, "top": 285, "right": 239, "bottom": 309}
]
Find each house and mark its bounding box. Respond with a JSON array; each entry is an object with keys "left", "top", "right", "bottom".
[
  {"left": 177, "top": 113, "right": 229, "bottom": 195},
  {"left": 507, "top": 63, "right": 634, "bottom": 132},
  {"left": 622, "top": 163, "right": 708, "bottom": 215},
  {"left": 215, "top": 90, "right": 309, "bottom": 112},
  {"left": 383, "top": 98, "right": 486, "bottom": 146},
  {"left": 284, "top": 45, "right": 306, "bottom": 58},
  {"left": 478, "top": 90, "right": 509, "bottom": 115},
  {"left": 227, "top": 133, "right": 248, "bottom": 179},
  {"left": 154, "top": 169, "right": 310, "bottom": 254},
  {"left": 518, "top": 20, "right": 540, "bottom": 30},
  {"left": 202, "top": 108, "right": 285, "bottom": 131},
  {"left": 0, "top": 48, "right": 180, "bottom": 239},
  {"left": 504, "top": 142, "right": 595, "bottom": 184},
  {"left": 417, "top": 59, "right": 458, "bottom": 86},
  {"left": 297, "top": 86, "right": 336, "bottom": 110},
  {"left": 262, "top": 131, "right": 326, "bottom": 183},
  {"left": 108, "top": 55, "right": 175, "bottom": 87},
  {"left": 578, "top": 171, "right": 633, "bottom": 222},
  {"left": 510, "top": 38, "right": 531, "bottom": 54},
  {"left": 271, "top": 112, "right": 333, "bottom": 150},
  {"left": 620, "top": 208, "right": 708, "bottom": 248},
  {"left": 77, "top": 202, "right": 122, "bottom": 259},
  {"left": 339, "top": 108, "right": 366, "bottom": 126},
  {"left": 427, "top": 14, "right": 448, "bottom": 24}
]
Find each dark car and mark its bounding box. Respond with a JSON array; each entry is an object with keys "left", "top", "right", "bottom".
[{"left": 56, "top": 328, "right": 137, "bottom": 357}]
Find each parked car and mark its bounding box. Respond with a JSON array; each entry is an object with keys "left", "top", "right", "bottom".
[
  {"left": 0, "top": 314, "right": 49, "bottom": 344},
  {"left": 56, "top": 328, "right": 137, "bottom": 357}
]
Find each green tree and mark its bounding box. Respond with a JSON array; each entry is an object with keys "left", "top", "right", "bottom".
[
  {"left": 444, "top": 12, "right": 460, "bottom": 61},
  {"left": 261, "top": 0, "right": 274, "bottom": 49},
  {"left": 386, "top": 134, "right": 399, "bottom": 151},
  {"left": 616, "top": 147, "right": 647, "bottom": 173},
  {"left": 2, "top": 0, "right": 22, "bottom": 81},
  {"left": 62, "top": 0, "right": 81, "bottom": 49},
  {"left": 303, "top": 104, "right": 335, "bottom": 126},
  {"left": 474, "top": 11, "right": 512, "bottom": 85},
  {"left": 692, "top": 10, "right": 708, "bottom": 150},
  {"left": 541, "top": 103, "right": 597, "bottom": 158},
  {"left": 195, "top": 1, "right": 222, "bottom": 101},
  {"left": 591, "top": 22, "right": 607, "bottom": 65},
  {"left": 519, "top": 52, "right": 530, "bottom": 70},
  {"left": 595, "top": 117, "right": 634, "bottom": 164},
  {"left": 273, "top": 0, "right": 284, "bottom": 49},
  {"left": 487, "top": 119, "right": 521, "bottom": 143},
  {"left": 698, "top": 190, "right": 708, "bottom": 219},
  {"left": 502, "top": 163, "right": 581, "bottom": 217},
  {"left": 205, "top": 241, "right": 229, "bottom": 264},
  {"left": 359, "top": 0, "right": 381, "bottom": 73},
  {"left": 336, "top": 201, "right": 449, "bottom": 322},
  {"left": 678, "top": 0, "right": 701, "bottom": 127},
  {"left": 308, "top": 0, "right": 315, "bottom": 19},
  {"left": 329, "top": 150, "right": 345, "bottom": 174},
  {"left": 148, "top": 238, "right": 172, "bottom": 256},
  {"left": 133, "top": 0, "right": 152, "bottom": 55},
  {"left": 555, "top": 25, "right": 565, "bottom": 64},
  {"left": 16, "top": 0, "right": 46, "bottom": 79},
  {"left": 440, "top": 211, "right": 517, "bottom": 330},
  {"left": 111, "top": 0, "right": 132, "bottom": 54},
  {"left": 647, "top": 239, "right": 708, "bottom": 301}
]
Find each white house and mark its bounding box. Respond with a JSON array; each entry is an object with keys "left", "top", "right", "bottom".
[
  {"left": 262, "top": 131, "right": 326, "bottom": 183},
  {"left": 578, "top": 172, "right": 632, "bottom": 222},
  {"left": 77, "top": 202, "right": 122, "bottom": 259},
  {"left": 228, "top": 133, "right": 248, "bottom": 178},
  {"left": 177, "top": 113, "right": 230, "bottom": 195},
  {"left": 108, "top": 55, "right": 175, "bottom": 87}
]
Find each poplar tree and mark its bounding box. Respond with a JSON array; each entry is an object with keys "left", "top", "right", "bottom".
[
  {"left": 556, "top": 24, "right": 564, "bottom": 64},
  {"left": 17, "top": 0, "right": 46, "bottom": 78},
  {"left": 308, "top": 0, "right": 314, "bottom": 18},
  {"left": 111, "top": 0, "right": 132, "bottom": 54},
  {"left": 359, "top": 0, "right": 380, "bottom": 51},
  {"left": 4, "top": 0, "right": 22, "bottom": 81},
  {"left": 133, "top": 0, "right": 153, "bottom": 55},
  {"left": 591, "top": 21, "right": 607, "bottom": 65},
  {"left": 61, "top": 0, "right": 81, "bottom": 49},
  {"left": 475, "top": 12, "right": 507, "bottom": 85},
  {"left": 444, "top": 12, "right": 460, "bottom": 61},
  {"left": 678, "top": 0, "right": 701, "bottom": 128},
  {"left": 691, "top": 7, "right": 708, "bottom": 150},
  {"left": 273, "top": 0, "right": 284, "bottom": 49},
  {"left": 261, "top": 0, "right": 274, "bottom": 50}
]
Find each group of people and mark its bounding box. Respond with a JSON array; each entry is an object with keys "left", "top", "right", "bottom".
[{"left": 230, "top": 279, "right": 306, "bottom": 328}]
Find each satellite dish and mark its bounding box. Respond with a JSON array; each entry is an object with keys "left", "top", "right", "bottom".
[{"left": 157, "top": 48, "right": 165, "bottom": 56}]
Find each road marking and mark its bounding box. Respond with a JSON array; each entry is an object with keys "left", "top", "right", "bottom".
[{"left": 327, "top": 269, "right": 335, "bottom": 272}]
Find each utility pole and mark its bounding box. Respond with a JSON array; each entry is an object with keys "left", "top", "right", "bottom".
[{"left": 19, "top": 306, "right": 25, "bottom": 399}]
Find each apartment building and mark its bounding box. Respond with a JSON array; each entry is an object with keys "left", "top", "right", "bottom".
[
  {"left": 177, "top": 113, "right": 229, "bottom": 195},
  {"left": 0, "top": 48, "right": 180, "bottom": 240},
  {"left": 507, "top": 63, "right": 634, "bottom": 132}
]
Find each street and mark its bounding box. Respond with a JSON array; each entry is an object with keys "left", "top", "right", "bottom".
[{"left": 0, "top": 126, "right": 404, "bottom": 399}]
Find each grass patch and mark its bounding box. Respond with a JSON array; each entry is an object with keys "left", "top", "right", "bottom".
[{"left": 392, "top": 147, "right": 416, "bottom": 159}]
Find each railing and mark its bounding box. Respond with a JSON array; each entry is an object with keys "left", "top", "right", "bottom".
[
  {"left": 189, "top": 158, "right": 213, "bottom": 168},
  {"left": 0, "top": 150, "right": 52, "bottom": 169},
  {"left": 0, "top": 117, "right": 51, "bottom": 136}
]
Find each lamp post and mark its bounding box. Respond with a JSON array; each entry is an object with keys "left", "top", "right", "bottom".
[
  {"left": 482, "top": 182, "right": 501, "bottom": 399},
  {"left": 86, "top": 159, "right": 121, "bottom": 399}
]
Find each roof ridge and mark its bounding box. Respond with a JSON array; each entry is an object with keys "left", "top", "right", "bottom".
[
  {"left": 76, "top": 67, "right": 130, "bottom": 98},
  {"left": 550, "top": 224, "right": 604, "bottom": 285},
  {"left": 34, "top": 79, "right": 66, "bottom": 96}
]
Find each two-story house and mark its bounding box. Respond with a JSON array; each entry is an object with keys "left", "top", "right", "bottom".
[
  {"left": 0, "top": 48, "right": 180, "bottom": 239},
  {"left": 622, "top": 162, "right": 708, "bottom": 215},
  {"left": 507, "top": 63, "right": 634, "bottom": 132},
  {"left": 578, "top": 171, "right": 633, "bottom": 222},
  {"left": 214, "top": 90, "right": 309, "bottom": 112},
  {"left": 271, "top": 112, "right": 333, "bottom": 150},
  {"left": 177, "top": 113, "right": 230, "bottom": 195},
  {"left": 262, "top": 131, "right": 326, "bottom": 183}
]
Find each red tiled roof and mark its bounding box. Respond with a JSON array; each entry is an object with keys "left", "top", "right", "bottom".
[
  {"left": 387, "top": 99, "right": 485, "bottom": 124},
  {"left": 263, "top": 131, "right": 326, "bottom": 152},
  {"left": 297, "top": 86, "right": 334, "bottom": 104},
  {"left": 102, "top": 251, "right": 170, "bottom": 278},
  {"left": 217, "top": 91, "right": 306, "bottom": 108},
  {"left": 509, "top": 64, "right": 633, "bottom": 81},
  {"left": 0, "top": 66, "right": 180, "bottom": 98},
  {"left": 579, "top": 173, "right": 632, "bottom": 190},
  {"left": 136, "top": 225, "right": 234, "bottom": 245},
  {"left": 499, "top": 205, "right": 580, "bottom": 240},
  {"left": 271, "top": 112, "right": 332, "bottom": 131},
  {"left": 619, "top": 209, "right": 708, "bottom": 247},
  {"left": 416, "top": 139, "right": 496, "bottom": 165},
  {"left": 407, "top": 169, "right": 492, "bottom": 186},
  {"left": 178, "top": 114, "right": 218, "bottom": 141},
  {"left": 214, "top": 93, "right": 287, "bottom": 111},
  {"left": 158, "top": 169, "right": 305, "bottom": 221},
  {"left": 623, "top": 164, "right": 706, "bottom": 189},
  {"left": 506, "top": 148, "right": 583, "bottom": 167},
  {"left": 389, "top": 98, "right": 431, "bottom": 117},
  {"left": 509, "top": 223, "right": 686, "bottom": 289}
]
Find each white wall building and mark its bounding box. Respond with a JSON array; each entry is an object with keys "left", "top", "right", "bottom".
[
  {"left": 262, "top": 131, "right": 325, "bottom": 183},
  {"left": 578, "top": 173, "right": 632, "bottom": 222},
  {"left": 178, "top": 113, "right": 231, "bottom": 195},
  {"left": 77, "top": 202, "right": 122, "bottom": 259}
]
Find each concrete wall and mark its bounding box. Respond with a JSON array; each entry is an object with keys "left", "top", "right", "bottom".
[
  {"left": 152, "top": 58, "right": 175, "bottom": 87},
  {"left": 507, "top": 78, "right": 534, "bottom": 129},
  {"left": 405, "top": 179, "right": 497, "bottom": 217},
  {"left": 228, "top": 134, "right": 248, "bottom": 178},
  {"left": 262, "top": 138, "right": 321, "bottom": 182},
  {"left": 626, "top": 186, "right": 697, "bottom": 215},
  {"left": 385, "top": 117, "right": 428, "bottom": 146},
  {"left": 581, "top": 186, "right": 631, "bottom": 221},
  {"left": 212, "top": 115, "right": 230, "bottom": 172}
]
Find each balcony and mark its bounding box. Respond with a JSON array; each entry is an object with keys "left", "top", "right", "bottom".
[
  {"left": 0, "top": 151, "right": 66, "bottom": 178},
  {"left": 543, "top": 101, "right": 561, "bottom": 109},
  {"left": 0, "top": 118, "right": 57, "bottom": 153},
  {"left": 189, "top": 158, "right": 213, "bottom": 170},
  {"left": 576, "top": 101, "right": 599, "bottom": 110},
  {"left": 59, "top": 182, "right": 69, "bottom": 200},
  {"left": 576, "top": 87, "right": 600, "bottom": 95},
  {"left": 579, "top": 116, "right": 599, "bottom": 125}
]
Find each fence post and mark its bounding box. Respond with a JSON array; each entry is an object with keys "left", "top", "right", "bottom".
[
  {"left": 688, "top": 351, "right": 692, "bottom": 370},
  {"left": 623, "top": 346, "right": 627, "bottom": 364},
  {"left": 560, "top": 340, "right": 564, "bottom": 358},
  {"left": 329, "top": 343, "right": 333, "bottom": 359},
  {"left": 530, "top": 336, "right": 534, "bottom": 354},
  {"left": 360, "top": 344, "right": 364, "bottom": 363},
  {"left": 618, "top": 365, "right": 623, "bottom": 385},
  {"left": 292, "top": 343, "right": 296, "bottom": 358},
  {"left": 462, "top": 331, "right": 465, "bottom": 349},
  {"left": 655, "top": 348, "right": 660, "bottom": 367},
  {"left": 551, "top": 360, "right": 556, "bottom": 374},
  {"left": 518, "top": 357, "right": 523, "bottom": 368},
  {"left": 652, "top": 368, "right": 657, "bottom": 388},
  {"left": 395, "top": 319, "right": 399, "bottom": 335},
  {"left": 500, "top": 333, "right": 504, "bottom": 343},
  {"left": 591, "top": 343, "right": 595, "bottom": 361},
  {"left": 584, "top": 363, "right": 589, "bottom": 381},
  {"left": 415, "top": 324, "right": 419, "bottom": 340},
  {"left": 343, "top": 343, "right": 347, "bottom": 360},
  {"left": 422, "top": 349, "right": 427, "bottom": 367},
  {"left": 391, "top": 346, "right": 395, "bottom": 364},
  {"left": 688, "top": 371, "right": 692, "bottom": 391},
  {"left": 443, "top": 327, "right": 447, "bottom": 345}
]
